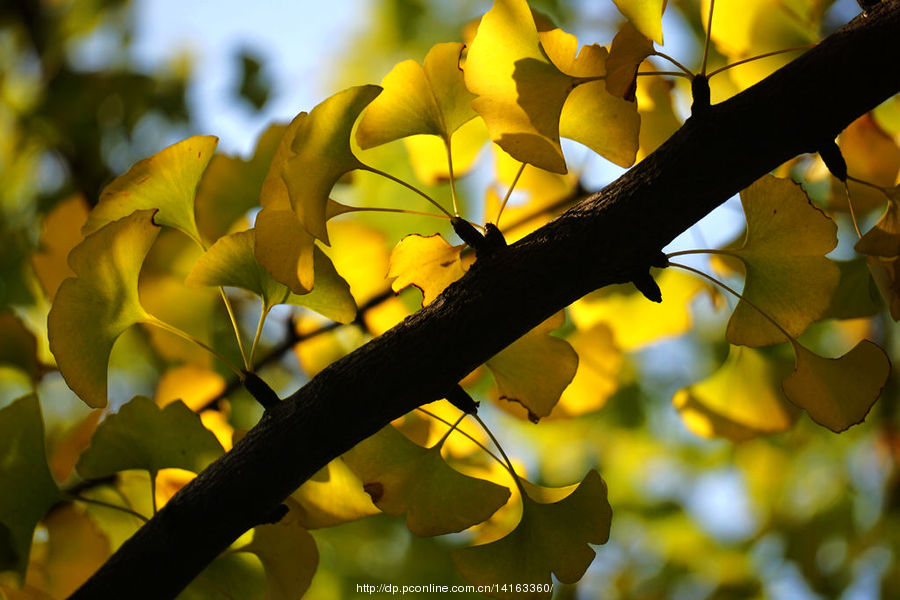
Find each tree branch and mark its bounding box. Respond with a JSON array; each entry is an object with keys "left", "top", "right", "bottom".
[{"left": 71, "top": 3, "right": 900, "bottom": 598}]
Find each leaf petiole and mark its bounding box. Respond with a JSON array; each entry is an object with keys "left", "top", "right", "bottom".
[
  {"left": 842, "top": 181, "right": 863, "bottom": 238},
  {"left": 652, "top": 51, "right": 694, "bottom": 77},
  {"left": 701, "top": 0, "right": 716, "bottom": 76},
  {"left": 416, "top": 407, "right": 507, "bottom": 468},
  {"left": 472, "top": 413, "right": 527, "bottom": 498},
  {"left": 144, "top": 316, "right": 245, "bottom": 377},
  {"left": 248, "top": 300, "right": 269, "bottom": 368},
  {"left": 64, "top": 492, "right": 149, "bottom": 523},
  {"left": 496, "top": 162, "right": 527, "bottom": 228},
  {"left": 707, "top": 44, "right": 816, "bottom": 78},
  {"left": 362, "top": 165, "right": 453, "bottom": 218},
  {"left": 665, "top": 248, "right": 735, "bottom": 259},
  {"left": 445, "top": 137, "right": 461, "bottom": 217}
]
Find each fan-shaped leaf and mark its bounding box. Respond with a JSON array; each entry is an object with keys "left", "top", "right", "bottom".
[
  {"left": 611, "top": 0, "right": 668, "bottom": 44},
  {"left": 856, "top": 186, "right": 900, "bottom": 257},
  {"left": 48, "top": 210, "right": 160, "bottom": 408},
  {"left": 485, "top": 312, "right": 578, "bottom": 421},
  {"left": 291, "top": 459, "right": 379, "bottom": 529},
  {"left": 783, "top": 340, "right": 890, "bottom": 432},
  {"left": 342, "top": 425, "right": 510, "bottom": 536},
  {"left": 75, "top": 396, "right": 223, "bottom": 478},
  {"left": 726, "top": 175, "right": 839, "bottom": 347},
  {"left": 606, "top": 22, "right": 654, "bottom": 99},
  {"left": 388, "top": 234, "right": 469, "bottom": 306},
  {"left": 83, "top": 136, "right": 217, "bottom": 242},
  {"left": 0, "top": 395, "right": 61, "bottom": 577},
  {"left": 452, "top": 470, "right": 611, "bottom": 598}
]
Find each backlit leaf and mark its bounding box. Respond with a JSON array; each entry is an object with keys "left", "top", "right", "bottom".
[
  {"left": 239, "top": 502, "right": 318, "bottom": 600},
  {"left": 403, "top": 118, "right": 488, "bottom": 184},
  {"left": 726, "top": 175, "right": 839, "bottom": 347},
  {"left": 606, "top": 22, "right": 654, "bottom": 99},
  {"left": 47, "top": 210, "right": 160, "bottom": 408},
  {"left": 673, "top": 346, "right": 795, "bottom": 441},
  {"left": 356, "top": 42, "right": 476, "bottom": 147},
  {"left": 291, "top": 459, "right": 379, "bottom": 529},
  {"left": 452, "top": 470, "right": 611, "bottom": 597},
  {"left": 282, "top": 85, "right": 382, "bottom": 243},
  {"left": 30, "top": 196, "right": 88, "bottom": 300},
  {"left": 0, "top": 396, "right": 61, "bottom": 578},
  {"left": 485, "top": 312, "right": 578, "bottom": 422},
  {"left": 822, "top": 259, "right": 882, "bottom": 320},
  {"left": 388, "top": 234, "right": 469, "bottom": 305},
  {"left": 867, "top": 256, "right": 900, "bottom": 319},
  {"left": 554, "top": 324, "right": 622, "bottom": 418},
  {"left": 856, "top": 186, "right": 900, "bottom": 257},
  {"left": 464, "top": 0, "right": 573, "bottom": 173},
  {"left": 76, "top": 396, "right": 223, "bottom": 478},
  {"left": 342, "top": 425, "right": 511, "bottom": 536},
  {"left": 783, "top": 340, "right": 890, "bottom": 432},
  {"left": 611, "top": 0, "right": 667, "bottom": 44},
  {"left": 83, "top": 136, "right": 218, "bottom": 242},
  {"left": 635, "top": 74, "right": 680, "bottom": 161}
]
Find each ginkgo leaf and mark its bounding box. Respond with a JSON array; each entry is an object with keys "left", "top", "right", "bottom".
[
  {"left": 388, "top": 234, "right": 469, "bottom": 305},
  {"left": 254, "top": 208, "right": 317, "bottom": 294},
  {"left": 725, "top": 175, "right": 839, "bottom": 347},
  {"left": 31, "top": 196, "right": 89, "bottom": 300},
  {"left": 75, "top": 396, "right": 223, "bottom": 479},
  {"left": 673, "top": 346, "right": 795, "bottom": 441},
  {"left": 356, "top": 42, "right": 476, "bottom": 147},
  {"left": 452, "top": 470, "right": 611, "bottom": 597},
  {"left": 635, "top": 74, "right": 680, "bottom": 161},
  {"left": 239, "top": 503, "right": 318, "bottom": 600},
  {"left": 0, "top": 395, "right": 61, "bottom": 577},
  {"left": 541, "top": 28, "right": 640, "bottom": 167},
  {"left": 464, "top": 0, "right": 573, "bottom": 173},
  {"left": 342, "top": 425, "right": 511, "bottom": 536},
  {"left": 606, "top": 22, "right": 654, "bottom": 99},
  {"left": 0, "top": 313, "right": 38, "bottom": 381},
  {"left": 554, "top": 324, "right": 622, "bottom": 418},
  {"left": 782, "top": 340, "right": 890, "bottom": 433},
  {"left": 856, "top": 186, "right": 900, "bottom": 257},
  {"left": 83, "top": 136, "right": 218, "bottom": 242},
  {"left": 282, "top": 85, "right": 382, "bottom": 243},
  {"left": 48, "top": 210, "right": 160, "bottom": 408},
  {"left": 291, "top": 459, "right": 379, "bottom": 529},
  {"left": 403, "top": 118, "right": 488, "bottom": 184},
  {"left": 611, "top": 0, "right": 667, "bottom": 44},
  {"left": 822, "top": 259, "right": 882, "bottom": 320},
  {"left": 867, "top": 256, "right": 900, "bottom": 320},
  {"left": 485, "top": 312, "right": 578, "bottom": 422}
]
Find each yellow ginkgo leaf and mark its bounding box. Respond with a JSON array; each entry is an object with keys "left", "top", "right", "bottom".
[
  {"left": 187, "top": 229, "right": 356, "bottom": 322},
  {"left": 673, "top": 346, "right": 796, "bottom": 442},
  {"left": 254, "top": 208, "right": 317, "bottom": 295},
  {"left": 836, "top": 115, "right": 900, "bottom": 213},
  {"left": 485, "top": 312, "right": 578, "bottom": 422},
  {"left": 403, "top": 118, "right": 488, "bottom": 185},
  {"left": 783, "top": 340, "right": 890, "bottom": 433},
  {"left": 611, "top": 0, "right": 668, "bottom": 44},
  {"left": 356, "top": 42, "right": 476, "bottom": 147},
  {"left": 282, "top": 85, "right": 382, "bottom": 244},
  {"left": 856, "top": 186, "right": 900, "bottom": 257},
  {"left": 154, "top": 365, "right": 225, "bottom": 412},
  {"left": 83, "top": 136, "right": 217, "bottom": 243},
  {"left": 464, "top": 0, "right": 573, "bottom": 173},
  {"left": 31, "top": 196, "right": 89, "bottom": 300},
  {"left": 291, "top": 459, "right": 380, "bottom": 529},
  {"left": 725, "top": 175, "right": 839, "bottom": 347},
  {"left": 554, "top": 324, "right": 622, "bottom": 418},
  {"left": 606, "top": 22, "right": 654, "bottom": 99},
  {"left": 452, "top": 470, "right": 611, "bottom": 598},
  {"left": 388, "top": 234, "right": 469, "bottom": 306},
  {"left": 570, "top": 268, "right": 705, "bottom": 351},
  {"left": 635, "top": 74, "right": 681, "bottom": 161},
  {"left": 342, "top": 425, "right": 511, "bottom": 537},
  {"left": 48, "top": 211, "right": 160, "bottom": 408}
]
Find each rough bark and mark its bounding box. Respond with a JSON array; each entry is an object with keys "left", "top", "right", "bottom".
[{"left": 72, "top": 3, "right": 900, "bottom": 598}]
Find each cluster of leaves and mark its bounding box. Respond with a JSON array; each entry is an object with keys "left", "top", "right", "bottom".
[{"left": 2, "top": 0, "right": 900, "bottom": 598}]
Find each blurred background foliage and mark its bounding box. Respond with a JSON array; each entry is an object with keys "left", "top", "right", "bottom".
[{"left": 1, "top": 0, "right": 899, "bottom": 599}]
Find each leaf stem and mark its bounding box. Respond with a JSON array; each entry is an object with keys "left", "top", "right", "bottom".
[
  {"left": 665, "top": 248, "right": 736, "bottom": 259},
  {"left": 445, "top": 137, "right": 460, "bottom": 217},
  {"left": 150, "top": 471, "right": 159, "bottom": 516},
  {"left": 248, "top": 301, "right": 268, "bottom": 368},
  {"left": 435, "top": 413, "right": 467, "bottom": 448},
  {"left": 64, "top": 492, "right": 149, "bottom": 523},
  {"left": 668, "top": 261, "right": 794, "bottom": 342},
  {"left": 144, "top": 316, "right": 244, "bottom": 377},
  {"left": 219, "top": 289, "right": 251, "bottom": 370},
  {"left": 707, "top": 44, "right": 816, "bottom": 78},
  {"left": 415, "top": 407, "right": 507, "bottom": 468},
  {"left": 652, "top": 51, "right": 694, "bottom": 77},
  {"left": 363, "top": 166, "right": 453, "bottom": 217},
  {"left": 842, "top": 181, "right": 863, "bottom": 238},
  {"left": 496, "top": 162, "right": 527, "bottom": 228},
  {"left": 847, "top": 174, "right": 889, "bottom": 192},
  {"left": 636, "top": 70, "right": 692, "bottom": 79},
  {"left": 339, "top": 206, "right": 453, "bottom": 221},
  {"left": 472, "top": 413, "right": 527, "bottom": 497},
  {"left": 701, "top": 0, "right": 716, "bottom": 76}
]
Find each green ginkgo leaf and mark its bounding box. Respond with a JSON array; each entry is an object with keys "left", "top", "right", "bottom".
[
  {"left": 783, "top": 340, "right": 890, "bottom": 433},
  {"left": 486, "top": 312, "right": 578, "bottom": 422},
  {"left": 725, "top": 175, "right": 839, "bottom": 347},
  {"left": 611, "top": 0, "right": 668, "bottom": 44},
  {"left": 342, "top": 425, "right": 511, "bottom": 537},
  {"left": 388, "top": 233, "right": 468, "bottom": 306},
  {"left": 605, "top": 22, "right": 655, "bottom": 99},
  {"left": 452, "top": 470, "right": 611, "bottom": 598},
  {"left": 48, "top": 210, "right": 160, "bottom": 408},
  {"left": 239, "top": 503, "right": 319, "bottom": 600},
  {"left": 356, "top": 42, "right": 476, "bottom": 147},
  {"left": 822, "top": 258, "right": 882, "bottom": 320},
  {"left": 76, "top": 396, "right": 223, "bottom": 479},
  {"left": 673, "top": 346, "right": 796, "bottom": 441},
  {"left": 464, "top": 0, "right": 574, "bottom": 173},
  {"left": 282, "top": 85, "right": 382, "bottom": 243},
  {"left": 291, "top": 459, "right": 380, "bottom": 529},
  {"left": 0, "top": 395, "right": 62, "bottom": 577},
  {"left": 83, "top": 135, "right": 218, "bottom": 243}
]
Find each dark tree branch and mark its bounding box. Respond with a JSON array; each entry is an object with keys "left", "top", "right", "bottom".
[{"left": 72, "top": 3, "right": 900, "bottom": 598}]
